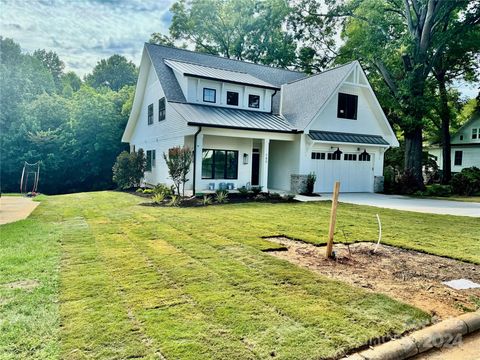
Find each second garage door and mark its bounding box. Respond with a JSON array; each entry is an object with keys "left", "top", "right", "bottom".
[{"left": 310, "top": 150, "right": 374, "bottom": 192}]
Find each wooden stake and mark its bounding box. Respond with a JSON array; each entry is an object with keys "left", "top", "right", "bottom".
[{"left": 326, "top": 181, "right": 340, "bottom": 258}]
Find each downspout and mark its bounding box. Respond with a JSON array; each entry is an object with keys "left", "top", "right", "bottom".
[{"left": 192, "top": 126, "right": 202, "bottom": 196}]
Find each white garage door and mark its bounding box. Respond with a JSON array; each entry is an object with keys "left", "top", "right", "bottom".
[{"left": 310, "top": 151, "right": 374, "bottom": 192}]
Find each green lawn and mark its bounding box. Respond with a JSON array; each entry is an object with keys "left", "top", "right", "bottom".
[{"left": 1, "top": 191, "right": 479, "bottom": 359}]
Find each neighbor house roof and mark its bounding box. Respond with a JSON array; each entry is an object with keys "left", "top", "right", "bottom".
[
  {"left": 145, "top": 43, "right": 306, "bottom": 113},
  {"left": 308, "top": 130, "right": 389, "bottom": 145},
  {"left": 170, "top": 103, "right": 298, "bottom": 133},
  {"left": 281, "top": 62, "right": 356, "bottom": 129},
  {"left": 164, "top": 59, "right": 279, "bottom": 90}
]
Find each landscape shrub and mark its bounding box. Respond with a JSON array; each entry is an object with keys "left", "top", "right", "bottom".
[
  {"left": 268, "top": 192, "right": 282, "bottom": 200},
  {"left": 424, "top": 184, "right": 452, "bottom": 197},
  {"left": 164, "top": 146, "right": 193, "bottom": 197},
  {"left": 152, "top": 193, "right": 165, "bottom": 204},
  {"left": 142, "top": 189, "right": 154, "bottom": 194},
  {"left": 251, "top": 186, "right": 262, "bottom": 196},
  {"left": 215, "top": 190, "right": 228, "bottom": 203},
  {"left": 202, "top": 195, "right": 213, "bottom": 206},
  {"left": 451, "top": 167, "right": 480, "bottom": 195},
  {"left": 112, "top": 149, "right": 146, "bottom": 189},
  {"left": 282, "top": 194, "right": 296, "bottom": 202},
  {"left": 395, "top": 169, "right": 420, "bottom": 195},
  {"left": 305, "top": 173, "right": 316, "bottom": 195},
  {"left": 238, "top": 186, "right": 249, "bottom": 197},
  {"left": 153, "top": 183, "right": 174, "bottom": 197}
]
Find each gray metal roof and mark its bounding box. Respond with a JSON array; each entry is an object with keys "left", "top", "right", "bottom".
[
  {"left": 308, "top": 130, "right": 389, "bottom": 145},
  {"left": 170, "top": 103, "right": 298, "bottom": 133},
  {"left": 164, "top": 59, "right": 279, "bottom": 89},
  {"left": 281, "top": 62, "right": 356, "bottom": 129},
  {"left": 145, "top": 43, "right": 306, "bottom": 113}
]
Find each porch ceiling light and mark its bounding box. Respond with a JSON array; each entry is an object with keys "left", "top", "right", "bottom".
[{"left": 243, "top": 153, "right": 249, "bottom": 165}]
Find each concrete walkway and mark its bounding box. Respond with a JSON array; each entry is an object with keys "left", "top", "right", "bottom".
[
  {"left": 0, "top": 196, "right": 39, "bottom": 225},
  {"left": 296, "top": 193, "right": 480, "bottom": 217},
  {"left": 412, "top": 330, "right": 480, "bottom": 359}
]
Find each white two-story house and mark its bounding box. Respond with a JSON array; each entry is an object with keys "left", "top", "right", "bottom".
[
  {"left": 429, "top": 112, "right": 480, "bottom": 172},
  {"left": 122, "top": 43, "right": 399, "bottom": 194}
]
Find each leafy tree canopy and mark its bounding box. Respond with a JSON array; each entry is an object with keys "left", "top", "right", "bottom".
[{"left": 85, "top": 54, "right": 138, "bottom": 91}]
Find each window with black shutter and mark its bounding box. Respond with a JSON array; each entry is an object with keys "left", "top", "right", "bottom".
[{"left": 337, "top": 93, "right": 358, "bottom": 120}]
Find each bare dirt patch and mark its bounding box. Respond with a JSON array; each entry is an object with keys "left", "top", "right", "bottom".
[
  {"left": 2, "top": 279, "right": 40, "bottom": 290},
  {"left": 265, "top": 237, "right": 480, "bottom": 319}
]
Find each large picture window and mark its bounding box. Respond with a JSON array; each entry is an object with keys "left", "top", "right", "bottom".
[
  {"left": 202, "top": 149, "right": 238, "bottom": 179},
  {"left": 203, "top": 88, "right": 216, "bottom": 103},
  {"left": 158, "top": 97, "right": 165, "bottom": 121},
  {"left": 337, "top": 93, "right": 358, "bottom": 120}
]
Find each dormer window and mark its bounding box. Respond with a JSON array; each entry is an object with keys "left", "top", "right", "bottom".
[
  {"left": 227, "top": 91, "right": 239, "bottom": 106},
  {"left": 203, "top": 88, "right": 216, "bottom": 103},
  {"left": 248, "top": 94, "right": 260, "bottom": 109},
  {"left": 337, "top": 93, "right": 358, "bottom": 120}
]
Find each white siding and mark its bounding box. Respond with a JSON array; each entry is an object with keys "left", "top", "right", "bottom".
[
  {"left": 308, "top": 84, "right": 390, "bottom": 138},
  {"left": 268, "top": 137, "right": 301, "bottom": 190},
  {"left": 129, "top": 60, "right": 195, "bottom": 186},
  {"left": 430, "top": 146, "right": 480, "bottom": 172},
  {"left": 185, "top": 77, "right": 274, "bottom": 112}
]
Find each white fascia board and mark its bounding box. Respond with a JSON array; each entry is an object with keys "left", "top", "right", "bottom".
[{"left": 310, "top": 140, "right": 390, "bottom": 148}]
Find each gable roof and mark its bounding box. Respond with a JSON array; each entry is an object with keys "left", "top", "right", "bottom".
[
  {"left": 452, "top": 111, "right": 480, "bottom": 142},
  {"left": 145, "top": 43, "right": 306, "bottom": 108},
  {"left": 170, "top": 103, "right": 297, "bottom": 133},
  {"left": 164, "top": 59, "right": 279, "bottom": 90},
  {"left": 281, "top": 62, "right": 356, "bottom": 129}
]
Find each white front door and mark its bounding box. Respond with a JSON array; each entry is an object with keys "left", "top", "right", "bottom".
[{"left": 311, "top": 151, "right": 374, "bottom": 192}]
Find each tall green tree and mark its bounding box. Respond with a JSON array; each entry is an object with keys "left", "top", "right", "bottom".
[
  {"left": 168, "top": 0, "right": 296, "bottom": 67},
  {"left": 291, "top": 0, "right": 480, "bottom": 190},
  {"left": 33, "top": 49, "right": 65, "bottom": 90},
  {"left": 85, "top": 54, "right": 138, "bottom": 91}
]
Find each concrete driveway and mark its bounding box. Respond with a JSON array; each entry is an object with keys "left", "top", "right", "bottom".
[
  {"left": 311, "top": 193, "right": 480, "bottom": 217},
  {"left": 0, "top": 196, "right": 39, "bottom": 225}
]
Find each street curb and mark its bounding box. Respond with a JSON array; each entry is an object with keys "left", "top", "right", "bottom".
[{"left": 341, "top": 311, "right": 480, "bottom": 360}]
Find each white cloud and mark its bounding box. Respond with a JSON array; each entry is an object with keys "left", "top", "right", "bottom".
[{"left": 0, "top": 0, "right": 175, "bottom": 76}]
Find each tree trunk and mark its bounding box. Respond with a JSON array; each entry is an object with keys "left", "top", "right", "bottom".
[
  {"left": 437, "top": 73, "right": 452, "bottom": 184},
  {"left": 404, "top": 126, "right": 425, "bottom": 190}
]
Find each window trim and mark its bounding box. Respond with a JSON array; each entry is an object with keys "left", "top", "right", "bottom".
[
  {"left": 454, "top": 150, "right": 463, "bottom": 166},
  {"left": 226, "top": 91, "right": 239, "bottom": 106},
  {"left": 158, "top": 97, "right": 166, "bottom": 121},
  {"left": 201, "top": 149, "right": 239, "bottom": 180},
  {"left": 248, "top": 94, "right": 260, "bottom": 109},
  {"left": 337, "top": 92, "right": 358, "bottom": 120},
  {"left": 203, "top": 88, "right": 216, "bottom": 103},
  {"left": 146, "top": 150, "right": 156, "bottom": 172},
  {"left": 147, "top": 103, "right": 154, "bottom": 125}
]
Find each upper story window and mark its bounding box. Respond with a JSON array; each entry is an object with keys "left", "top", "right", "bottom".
[
  {"left": 226, "top": 91, "right": 239, "bottom": 106},
  {"left": 248, "top": 94, "right": 260, "bottom": 109},
  {"left": 158, "top": 97, "right": 166, "bottom": 121},
  {"left": 147, "top": 104, "right": 153, "bottom": 125},
  {"left": 203, "top": 88, "right": 216, "bottom": 103},
  {"left": 472, "top": 128, "right": 478, "bottom": 140},
  {"left": 337, "top": 93, "right": 358, "bottom": 120}
]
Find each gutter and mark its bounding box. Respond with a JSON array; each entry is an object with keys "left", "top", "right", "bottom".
[{"left": 192, "top": 126, "right": 202, "bottom": 195}]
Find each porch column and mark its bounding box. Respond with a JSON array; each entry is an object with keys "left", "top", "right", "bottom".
[
  {"left": 194, "top": 133, "right": 204, "bottom": 194},
  {"left": 261, "top": 138, "right": 270, "bottom": 191}
]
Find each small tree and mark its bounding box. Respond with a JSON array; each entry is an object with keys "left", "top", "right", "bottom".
[
  {"left": 164, "top": 146, "right": 193, "bottom": 197},
  {"left": 112, "top": 149, "right": 146, "bottom": 189}
]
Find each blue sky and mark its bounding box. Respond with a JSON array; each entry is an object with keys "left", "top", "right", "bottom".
[
  {"left": 0, "top": 0, "right": 477, "bottom": 98},
  {"left": 1, "top": 0, "right": 174, "bottom": 76}
]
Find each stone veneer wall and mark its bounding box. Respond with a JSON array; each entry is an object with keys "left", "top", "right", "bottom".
[
  {"left": 374, "top": 176, "right": 384, "bottom": 193},
  {"left": 290, "top": 174, "right": 308, "bottom": 194}
]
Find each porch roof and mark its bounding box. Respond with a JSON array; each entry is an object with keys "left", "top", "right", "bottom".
[
  {"left": 170, "top": 102, "right": 301, "bottom": 133},
  {"left": 308, "top": 130, "right": 389, "bottom": 145}
]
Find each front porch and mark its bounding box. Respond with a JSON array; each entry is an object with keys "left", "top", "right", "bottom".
[{"left": 187, "top": 127, "right": 299, "bottom": 194}]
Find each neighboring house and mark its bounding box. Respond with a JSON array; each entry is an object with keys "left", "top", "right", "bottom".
[
  {"left": 429, "top": 112, "right": 480, "bottom": 172},
  {"left": 122, "top": 44, "right": 399, "bottom": 194}
]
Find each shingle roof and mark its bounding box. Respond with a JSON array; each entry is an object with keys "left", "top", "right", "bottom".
[
  {"left": 145, "top": 43, "right": 306, "bottom": 113},
  {"left": 308, "top": 130, "right": 389, "bottom": 145},
  {"left": 170, "top": 103, "right": 298, "bottom": 133},
  {"left": 164, "top": 59, "right": 279, "bottom": 89},
  {"left": 281, "top": 62, "right": 356, "bottom": 129}
]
